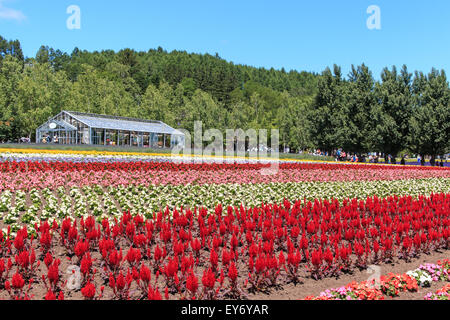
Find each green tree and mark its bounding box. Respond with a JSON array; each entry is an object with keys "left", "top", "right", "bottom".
[
  {"left": 35, "top": 46, "right": 50, "bottom": 64},
  {"left": 409, "top": 69, "right": 450, "bottom": 161},
  {"left": 228, "top": 101, "right": 255, "bottom": 130},
  {"left": 369, "top": 65, "right": 413, "bottom": 161},
  {"left": 140, "top": 82, "right": 173, "bottom": 123},
  {"left": 0, "top": 56, "right": 23, "bottom": 139},
  {"left": 308, "top": 65, "right": 346, "bottom": 153},
  {"left": 277, "top": 94, "right": 313, "bottom": 151},
  {"left": 67, "top": 64, "right": 135, "bottom": 117},
  {"left": 15, "top": 63, "right": 72, "bottom": 138},
  {"left": 184, "top": 89, "right": 223, "bottom": 133},
  {"left": 342, "top": 64, "right": 376, "bottom": 154},
  {"left": 0, "top": 37, "right": 24, "bottom": 64}
]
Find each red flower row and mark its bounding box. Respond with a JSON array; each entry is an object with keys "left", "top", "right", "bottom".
[{"left": 1, "top": 160, "right": 449, "bottom": 173}]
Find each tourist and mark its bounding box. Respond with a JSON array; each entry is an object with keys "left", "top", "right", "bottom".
[
  {"left": 336, "top": 149, "right": 341, "bottom": 161},
  {"left": 401, "top": 156, "right": 406, "bottom": 165}
]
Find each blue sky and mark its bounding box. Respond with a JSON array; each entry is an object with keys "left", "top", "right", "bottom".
[{"left": 1, "top": 0, "right": 449, "bottom": 78}]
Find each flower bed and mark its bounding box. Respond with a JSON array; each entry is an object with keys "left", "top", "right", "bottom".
[
  {"left": 0, "top": 194, "right": 448, "bottom": 300},
  {"left": 2, "top": 180, "right": 450, "bottom": 235},
  {"left": 1, "top": 158, "right": 449, "bottom": 234},
  {"left": 424, "top": 284, "right": 450, "bottom": 300},
  {"left": 304, "top": 259, "right": 450, "bottom": 300},
  {"left": 304, "top": 281, "right": 386, "bottom": 300},
  {"left": 0, "top": 150, "right": 448, "bottom": 300},
  {"left": 1, "top": 162, "right": 449, "bottom": 191}
]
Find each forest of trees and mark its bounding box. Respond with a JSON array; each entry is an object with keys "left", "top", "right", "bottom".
[{"left": 0, "top": 35, "right": 449, "bottom": 160}]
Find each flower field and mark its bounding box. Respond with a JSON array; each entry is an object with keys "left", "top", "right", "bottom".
[
  {"left": 304, "top": 259, "right": 450, "bottom": 300},
  {"left": 0, "top": 150, "right": 449, "bottom": 300}
]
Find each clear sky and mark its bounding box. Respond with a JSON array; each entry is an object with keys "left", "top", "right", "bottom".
[{"left": 1, "top": 0, "right": 449, "bottom": 78}]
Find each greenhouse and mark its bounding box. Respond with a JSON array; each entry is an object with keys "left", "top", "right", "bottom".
[{"left": 36, "top": 111, "right": 186, "bottom": 148}]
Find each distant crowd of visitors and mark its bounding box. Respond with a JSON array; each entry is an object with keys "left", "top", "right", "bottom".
[
  {"left": 333, "top": 149, "right": 447, "bottom": 167},
  {"left": 299, "top": 148, "right": 448, "bottom": 167}
]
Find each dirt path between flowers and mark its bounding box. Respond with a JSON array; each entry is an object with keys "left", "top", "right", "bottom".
[{"left": 249, "top": 250, "right": 449, "bottom": 300}]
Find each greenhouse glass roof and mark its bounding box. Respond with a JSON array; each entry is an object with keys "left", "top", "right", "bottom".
[
  {"left": 64, "top": 111, "right": 185, "bottom": 136},
  {"left": 38, "top": 119, "right": 77, "bottom": 131}
]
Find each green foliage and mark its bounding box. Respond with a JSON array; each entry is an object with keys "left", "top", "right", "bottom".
[
  {"left": 370, "top": 65, "right": 413, "bottom": 156},
  {"left": 308, "top": 65, "right": 346, "bottom": 152},
  {"left": 409, "top": 69, "right": 450, "bottom": 157},
  {"left": 0, "top": 35, "right": 321, "bottom": 146},
  {"left": 0, "top": 35, "right": 448, "bottom": 158},
  {"left": 342, "top": 64, "right": 377, "bottom": 153},
  {"left": 0, "top": 36, "right": 24, "bottom": 64},
  {"left": 308, "top": 64, "right": 449, "bottom": 157}
]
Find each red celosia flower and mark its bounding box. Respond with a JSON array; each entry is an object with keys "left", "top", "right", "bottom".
[
  {"left": 116, "top": 272, "right": 126, "bottom": 291},
  {"left": 12, "top": 272, "right": 25, "bottom": 289},
  {"left": 164, "top": 258, "right": 178, "bottom": 279},
  {"left": 81, "top": 281, "right": 96, "bottom": 300},
  {"left": 202, "top": 268, "right": 216, "bottom": 290},
  {"left": 44, "top": 252, "right": 53, "bottom": 268},
  {"left": 311, "top": 249, "right": 322, "bottom": 267},
  {"left": 140, "top": 264, "right": 151, "bottom": 284},
  {"left": 186, "top": 271, "right": 199, "bottom": 295},
  {"left": 14, "top": 234, "right": 25, "bottom": 252},
  {"left": 80, "top": 253, "right": 93, "bottom": 275},
  {"left": 154, "top": 245, "right": 163, "bottom": 262},
  {"left": 210, "top": 249, "right": 219, "bottom": 269},
  {"left": 228, "top": 262, "right": 238, "bottom": 282},
  {"left": 62, "top": 218, "right": 72, "bottom": 234},
  {"left": 164, "top": 287, "right": 169, "bottom": 300},
  {"left": 47, "top": 260, "right": 60, "bottom": 285},
  {"left": 148, "top": 286, "right": 162, "bottom": 300},
  {"left": 126, "top": 247, "right": 141, "bottom": 265},
  {"left": 45, "top": 290, "right": 56, "bottom": 300},
  {"left": 40, "top": 229, "right": 52, "bottom": 249},
  {"left": 15, "top": 250, "right": 30, "bottom": 270}
]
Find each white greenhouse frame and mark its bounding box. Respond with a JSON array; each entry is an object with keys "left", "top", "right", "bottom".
[{"left": 36, "top": 111, "right": 185, "bottom": 149}]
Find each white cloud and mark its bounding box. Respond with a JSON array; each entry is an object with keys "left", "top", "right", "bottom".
[{"left": 0, "top": 0, "right": 26, "bottom": 21}]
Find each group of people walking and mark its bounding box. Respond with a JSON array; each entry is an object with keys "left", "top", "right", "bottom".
[{"left": 335, "top": 150, "right": 366, "bottom": 163}]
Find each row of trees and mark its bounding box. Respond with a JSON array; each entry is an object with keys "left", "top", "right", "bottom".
[
  {"left": 0, "top": 35, "right": 449, "bottom": 159},
  {"left": 0, "top": 36, "right": 318, "bottom": 147},
  {"left": 310, "top": 64, "right": 450, "bottom": 159}
]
